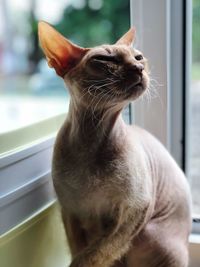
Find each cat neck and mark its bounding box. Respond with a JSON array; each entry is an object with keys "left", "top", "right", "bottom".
[{"left": 66, "top": 99, "right": 127, "bottom": 149}]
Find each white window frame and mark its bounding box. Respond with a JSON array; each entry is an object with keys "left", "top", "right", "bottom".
[
  {"left": 131, "top": 0, "right": 169, "bottom": 149},
  {"left": 0, "top": 113, "right": 66, "bottom": 235},
  {"left": 130, "top": 0, "right": 200, "bottom": 266},
  {"left": 0, "top": 137, "right": 56, "bottom": 235}
]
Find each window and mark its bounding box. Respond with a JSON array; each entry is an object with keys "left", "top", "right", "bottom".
[
  {"left": 0, "top": 1, "right": 69, "bottom": 128},
  {"left": 0, "top": 0, "right": 131, "bottom": 154},
  {"left": 188, "top": 0, "right": 200, "bottom": 215}
]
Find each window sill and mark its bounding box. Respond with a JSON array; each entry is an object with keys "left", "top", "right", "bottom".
[
  {"left": 0, "top": 201, "right": 70, "bottom": 267},
  {"left": 0, "top": 135, "right": 57, "bottom": 235},
  {"left": 0, "top": 112, "right": 66, "bottom": 156}
]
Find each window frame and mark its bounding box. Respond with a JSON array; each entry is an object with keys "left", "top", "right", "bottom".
[
  {"left": 131, "top": 0, "right": 191, "bottom": 205},
  {"left": 0, "top": 112, "right": 67, "bottom": 235},
  {"left": 0, "top": 136, "right": 56, "bottom": 235}
]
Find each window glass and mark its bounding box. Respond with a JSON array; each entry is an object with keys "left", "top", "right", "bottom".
[
  {"left": 188, "top": 0, "right": 200, "bottom": 214},
  {"left": 0, "top": 0, "right": 130, "bottom": 136}
]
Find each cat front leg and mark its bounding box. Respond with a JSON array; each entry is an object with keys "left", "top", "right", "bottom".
[
  {"left": 69, "top": 204, "right": 150, "bottom": 267},
  {"left": 62, "top": 211, "right": 88, "bottom": 258}
]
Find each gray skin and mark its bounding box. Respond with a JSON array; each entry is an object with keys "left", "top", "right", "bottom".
[
  {"left": 52, "top": 105, "right": 191, "bottom": 267},
  {"left": 38, "top": 23, "right": 192, "bottom": 267}
]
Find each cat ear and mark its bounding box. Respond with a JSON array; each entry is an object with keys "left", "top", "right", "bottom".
[
  {"left": 116, "top": 27, "right": 136, "bottom": 46},
  {"left": 38, "top": 21, "right": 88, "bottom": 77}
]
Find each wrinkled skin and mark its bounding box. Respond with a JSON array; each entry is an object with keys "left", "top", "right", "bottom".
[{"left": 39, "top": 23, "right": 192, "bottom": 267}]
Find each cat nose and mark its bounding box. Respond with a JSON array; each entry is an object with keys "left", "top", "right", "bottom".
[
  {"left": 132, "top": 63, "right": 144, "bottom": 73},
  {"left": 126, "top": 63, "right": 144, "bottom": 74}
]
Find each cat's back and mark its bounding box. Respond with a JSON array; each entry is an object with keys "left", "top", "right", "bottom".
[
  {"left": 131, "top": 125, "right": 191, "bottom": 227},
  {"left": 130, "top": 124, "right": 185, "bottom": 179},
  {"left": 129, "top": 124, "right": 189, "bottom": 194}
]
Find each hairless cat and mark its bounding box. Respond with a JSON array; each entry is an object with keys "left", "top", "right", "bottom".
[{"left": 38, "top": 22, "right": 192, "bottom": 267}]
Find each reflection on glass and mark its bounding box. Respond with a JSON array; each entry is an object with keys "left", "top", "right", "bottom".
[
  {"left": 0, "top": 0, "right": 130, "bottom": 133},
  {"left": 189, "top": 0, "right": 200, "bottom": 214}
]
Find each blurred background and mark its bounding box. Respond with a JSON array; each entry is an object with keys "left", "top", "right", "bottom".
[
  {"left": 190, "top": 0, "right": 200, "bottom": 214},
  {"left": 0, "top": 0, "right": 129, "bottom": 133}
]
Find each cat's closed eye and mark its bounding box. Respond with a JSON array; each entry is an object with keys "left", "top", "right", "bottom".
[
  {"left": 91, "top": 54, "right": 120, "bottom": 64},
  {"left": 135, "top": 54, "right": 143, "bottom": 61}
]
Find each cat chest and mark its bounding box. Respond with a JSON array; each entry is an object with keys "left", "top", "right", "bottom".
[
  {"left": 53, "top": 142, "right": 150, "bottom": 215},
  {"left": 55, "top": 167, "right": 133, "bottom": 215}
]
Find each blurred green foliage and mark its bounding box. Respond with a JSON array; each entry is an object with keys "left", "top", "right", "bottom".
[
  {"left": 193, "top": 0, "right": 200, "bottom": 63},
  {"left": 192, "top": 63, "right": 200, "bottom": 80},
  {"left": 32, "top": 0, "right": 200, "bottom": 77},
  {"left": 55, "top": 0, "right": 130, "bottom": 47},
  {"left": 31, "top": 0, "right": 129, "bottom": 70}
]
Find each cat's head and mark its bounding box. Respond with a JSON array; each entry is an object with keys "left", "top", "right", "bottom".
[{"left": 38, "top": 21, "right": 149, "bottom": 108}]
